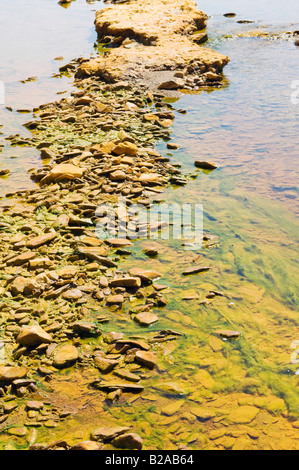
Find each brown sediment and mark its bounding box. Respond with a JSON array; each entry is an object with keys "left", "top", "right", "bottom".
[{"left": 76, "top": 0, "right": 229, "bottom": 91}]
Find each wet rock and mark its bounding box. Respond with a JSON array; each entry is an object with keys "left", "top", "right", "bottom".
[
  {"left": 7, "top": 427, "right": 28, "bottom": 437},
  {"left": 190, "top": 407, "right": 216, "bottom": 420},
  {"left": 52, "top": 344, "right": 79, "bottom": 368},
  {"left": 128, "top": 267, "right": 162, "bottom": 283},
  {"left": 17, "top": 325, "right": 52, "bottom": 347},
  {"left": 194, "top": 160, "right": 217, "bottom": 170},
  {"left": 134, "top": 311, "right": 159, "bottom": 326},
  {"left": 215, "top": 329, "right": 241, "bottom": 339},
  {"left": 112, "top": 432, "right": 143, "bottom": 450},
  {"left": 106, "top": 294, "right": 124, "bottom": 304},
  {"left": 182, "top": 266, "right": 211, "bottom": 275},
  {"left": 94, "top": 356, "right": 118, "bottom": 373},
  {"left": 138, "top": 173, "right": 163, "bottom": 185},
  {"left": 106, "top": 238, "right": 133, "bottom": 247},
  {"left": 135, "top": 350, "right": 157, "bottom": 369},
  {"left": 228, "top": 406, "right": 259, "bottom": 424},
  {"left": 40, "top": 164, "right": 84, "bottom": 185},
  {"left": 109, "top": 277, "right": 141, "bottom": 288},
  {"left": 158, "top": 79, "right": 185, "bottom": 90},
  {"left": 91, "top": 424, "right": 131, "bottom": 441},
  {"left": 113, "top": 369, "right": 140, "bottom": 382},
  {"left": 0, "top": 366, "right": 28, "bottom": 382},
  {"left": 71, "top": 441, "right": 102, "bottom": 450},
  {"left": 295, "top": 39, "right": 299, "bottom": 47}
]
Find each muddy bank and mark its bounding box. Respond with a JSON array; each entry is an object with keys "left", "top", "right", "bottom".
[{"left": 76, "top": 0, "right": 229, "bottom": 91}]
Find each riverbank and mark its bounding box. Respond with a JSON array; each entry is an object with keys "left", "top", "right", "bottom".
[{"left": 0, "top": 0, "right": 229, "bottom": 450}]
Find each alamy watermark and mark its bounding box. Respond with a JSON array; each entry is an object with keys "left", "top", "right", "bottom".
[
  {"left": 290, "top": 80, "right": 299, "bottom": 104},
  {"left": 95, "top": 197, "right": 203, "bottom": 250}
]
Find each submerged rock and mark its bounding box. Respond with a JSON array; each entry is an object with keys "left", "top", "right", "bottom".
[{"left": 112, "top": 432, "right": 143, "bottom": 450}]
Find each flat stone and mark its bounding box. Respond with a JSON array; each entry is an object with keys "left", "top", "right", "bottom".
[
  {"left": 26, "top": 401, "right": 44, "bottom": 411},
  {"left": 17, "top": 325, "right": 52, "bottom": 347},
  {"left": 56, "top": 265, "right": 78, "bottom": 279},
  {"left": 113, "top": 369, "right": 140, "bottom": 382},
  {"left": 182, "top": 266, "right": 211, "bottom": 275},
  {"left": 94, "top": 356, "right": 118, "bottom": 373},
  {"left": 109, "top": 277, "right": 141, "bottom": 288},
  {"left": 52, "top": 344, "right": 79, "bottom": 368},
  {"left": 7, "top": 427, "right": 28, "bottom": 437},
  {"left": 71, "top": 441, "right": 102, "bottom": 450},
  {"left": 105, "top": 238, "right": 133, "bottom": 247},
  {"left": 106, "top": 294, "right": 124, "bottom": 304},
  {"left": 26, "top": 231, "right": 57, "bottom": 249},
  {"left": 215, "top": 330, "right": 242, "bottom": 339},
  {"left": 112, "top": 432, "right": 143, "bottom": 450},
  {"left": 134, "top": 312, "right": 159, "bottom": 326},
  {"left": 128, "top": 267, "right": 162, "bottom": 283},
  {"left": 7, "top": 251, "right": 37, "bottom": 266},
  {"left": 228, "top": 406, "right": 259, "bottom": 424},
  {"left": 194, "top": 161, "right": 217, "bottom": 170},
  {"left": 190, "top": 407, "right": 216, "bottom": 420},
  {"left": 135, "top": 350, "right": 157, "bottom": 369},
  {"left": 112, "top": 141, "right": 138, "bottom": 156},
  {"left": 0, "top": 366, "right": 28, "bottom": 382},
  {"left": 62, "top": 288, "right": 83, "bottom": 301},
  {"left": 138, "top": 173, "right": 162, "bottom": 185},
  {"left": 158, "top": 79, "right": 184, "bottom": 90},
  {"left": 110, "top": 170, "right": 126, "bottom": 181},
  {"left": 91, "top": 424, "right": 131, "bottom": 441},
  {"left": 40, "top": 164, "right": 84, "bottom": 185}
]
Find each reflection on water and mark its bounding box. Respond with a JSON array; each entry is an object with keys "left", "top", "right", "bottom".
[{"left": 0, "top": 0, "right": 298, "bottom": 450}]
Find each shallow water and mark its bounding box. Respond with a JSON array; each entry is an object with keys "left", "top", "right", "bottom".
[{"left": 0, "top": 0, "right": 298, "bottom": 450}]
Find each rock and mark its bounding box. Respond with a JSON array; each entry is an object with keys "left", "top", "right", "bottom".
[
  {"left": 135, "top": 350, "right": 157, "bottom": 369},
  {"left": 113, "top": 369, "right": 140, "bottom": 382},
  {"left": 71, "top": 441, "right": 102, "bottom": 450},
  {"left": 158, "top": 79, "right": 185, "bottom": 90},
  {"left": 128, "top": 267, "right": 162, "bottom": 283},
  {"left": 26, "top": 231, "right": 57, "bottom": 249},
  {"left": 112, "top": 433, "right": 143, "bottom": 450},
  {"left": 134, "top": 312, "right": 159, "bottom": 326},
  {"left": 26, "top": 401, "right": 44, "bottom": 411},
  {"left": 94, "top": 356, "right": 118, "bottom": 373},
  {"left": 138, "top": 173, "right": 162, "bottom": 185},
  {"left": 115, "top": 339, "right": 150, "bottom": 351},
  {"left": 62, "top": 288, "right": 83, "bottom": 301},
  {"left": 167, "top": 143, "right": 181, "bottom": 150},
  {"left": 295, "top": 39, "right": 299, "bottom": 46},
  {"left": 228, "top": 406, "right": 259, "bottom": 424},
  {"left": 0, "top": 169, "right": 10, "bottom": 176},
  {"left": 105, "top": 238, "right": 133, "bottom": 247},
  {"left": 182, "top": 266, "right": 211, "bottom": 275},
  {"left": 190, "top": 407, "right": 216, "bottom": 420},
  {"left": 17, "top": 325, "right": 52, "bottom": 347},
  {"left": 91, "top": 424, "right": 131, "bottom": 441},
  {"left": 71, "top": 321, "right": 100, "bottom": 337},
  {"left": 10, "top": 276, "right": 29, "bottom": 296},
  {"left": 7, "top": 427, "right": 28, "bottom": 437},
  {"left": 194, "top": 161, "right": 217, "bottom": 170},
  {"left": 0, "top": 366, "right": 28, "bottom": 382},
  {"left": 57, "top": 265, "right": 78, "bottom": 279},
  {"left": 215, "top": 330, "right": 242, "bottom": 339},
  {"left": 192, "top": 32, "right": 208, "bottom": 44},
  {"left": 109, "top": 277, "right": 141, "bottom": 288},
  {"left": 106, "top": 294, "right": 124, "bottom": 304},
  {"left": 40, "top": 164, "right": 84, "bottom": 185},
  {"left": 110, "top": 170, "right": 126, "bottom": 181},
  {"left": 7, "top": 251, "right": 37, "bottom": 266},
  {"left": 112, "top": 141, "right": 138, "bottom": 156},
  {"left": 52, "top": 344, "right": 79, "bottom": 368},
  {"left": 29, "top": 257, "right": 52, "bottom": 269}
]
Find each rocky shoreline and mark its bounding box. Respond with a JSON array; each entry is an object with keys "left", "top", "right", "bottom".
[{"left": 0, "top": 0, "right": 229, "bottom": 450}]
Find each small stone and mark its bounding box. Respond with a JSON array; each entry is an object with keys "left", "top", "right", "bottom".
[
  {"left": 110, "top": 170, "right": 126, "bottom": 181},
  {"left": 128, "top": 267, "right": 162, "bottom": 283},
  {"left": 40, "top": 164, "right": 84, "bottom": 185},
  {"left": 228, "top": 406, "right": 259, "bottom": 424},
  {"left": 134, "top": 312, "right": 159, "bottom": 326},
  {"left": 26, "top": 231, "right": 57, "bottom": 249},
  {"left": 63, "top": 288, "right": 83, "bottom": 301},
  {"left": 194, "top": 161, "right": 217, "bottom": 170},
  {"left": 91, "top": 425, "right": 131, "bottom": 441},
  {"left": 71, "top": 441, "right": 102, "bottom": 450},
  {"left": 106, "top": 238, "right": 132, "bottom": 247},
  {"left": 106, "top": 294, "right": 124, "bottom": 304},
  {"left": 190, "top": 407, "right": 216, "bottom": 420},
  {"left": 112, "top": 432, "right": 143, "bottom": 450},
  {"left": 182, "top": 266, "right": 211, "bottom": 275},
  {"left": 158, "top": 79, "right": 184, "bottom": 90},
  {"left": 94, "top": 356, "right": 118, "bottom": 373},
  {"left": 57, "top": 265, "right": 78, "bottom": 279},
  {"left": 215, "top": 330, "right": 241, "bottom": 339},
  {"left": 7, "top": 427, "right": 28, "bottom": 437},
  {"left": 52, "top": 344, "right": 79, "bottom": 368},
  {"left": 109, "top": 277, "right": 141, "bottom": 288},
  {"left": 17, "top": 325, "right": 52, "bottom": 347},
  {"left": 135, "top": 350, "right": 157, "bottom": 369},
  {"left": 112, "top": 141, "right": 138, "bottom": 156},
  {"left": 26, "top": 401, "right": 44, "bottom": 411}
]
